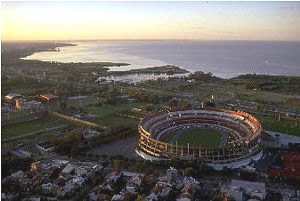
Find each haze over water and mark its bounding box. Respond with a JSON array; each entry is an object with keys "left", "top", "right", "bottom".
[{"left": 23, "top": 40, "right": 300, "bottom": 78}]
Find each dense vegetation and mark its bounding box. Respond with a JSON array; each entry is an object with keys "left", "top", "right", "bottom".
[
  {"left": 231, "top": 74, "right": 300, "bottom": 95},
  {"left": 105, "top": 65, "right": 189, "bottom": 76},
  {"left": 1, "top": 41, "right": 75, "bottom": 60}
]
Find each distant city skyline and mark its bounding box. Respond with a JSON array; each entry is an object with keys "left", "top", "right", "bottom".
[{"left": 2, "top": 1, "right": 300, "bottom": 41}]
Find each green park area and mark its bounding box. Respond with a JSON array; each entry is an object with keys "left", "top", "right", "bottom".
[
  {"left": 163, "top": 127, "right": 222, "bottom": 148},
  {"left": 86, "top": 103, "right": 144, "bottom": 118},
  {"left": 97, "top": 116, "right": 138, "bottom": 128},
  {"left": 86, "top": 103, "right": 143, "bottom": 128},
  {"left": 2, "top": 116, "right": 69, "bottom": 139},
  {"left": 257, "top": 115, "right": 300, "bottom": 136}
]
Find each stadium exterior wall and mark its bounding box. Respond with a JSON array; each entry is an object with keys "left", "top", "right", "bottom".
[{"left": 136, "top": 108, "right": 263, "bottom": 170}]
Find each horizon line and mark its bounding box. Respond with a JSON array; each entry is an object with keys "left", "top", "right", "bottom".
[{"left": 2, "top": 38, "right": 300, "bottom": 42}]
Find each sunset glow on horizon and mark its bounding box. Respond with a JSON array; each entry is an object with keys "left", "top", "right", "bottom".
[{"left": 2, "top": 1, "right": 300, "bottom": 41}]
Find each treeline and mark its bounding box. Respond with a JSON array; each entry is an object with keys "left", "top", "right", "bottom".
[
  {"left": 2, "top": 156, "right": 33, "bottom": 178},
  {"left": 231, "top": 74, "right": 300, "bottom": 95},
  {"left": 1, "top": 41, "right": 75, "bottom": 60},
  {"left": 127, "top": 87, "right": 177, "bottom": 105},
  {"left": 187, "top": 71, "right": 220, "bottom": 81},
  {"left": 104, "top": 65, "right": 189, "bottom": 76},
  {"left": 49, "top": 127, "right": 137, "bottom": 156},
  {"left": 1, "top": 76, "right": 56, "bottom": 96}
]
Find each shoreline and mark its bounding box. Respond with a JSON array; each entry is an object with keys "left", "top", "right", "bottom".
[
  {"left": 13, "top": 42, "right": 190, "bottom": 76},
  {"left": 3, "top": 41, "right": 300, "bottom": 80},
  {"left": 2, "top": 42, "right": 77, "bottom": 61},
  {"left": 104, "top": 65, "right": 189, "bottom": 76}
]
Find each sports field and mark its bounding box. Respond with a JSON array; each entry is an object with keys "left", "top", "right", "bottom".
[
  {"left": 2, "top": 116, "right": 68, "bottom": 139},
  {"left": 162, "top": 127, "right": 222, "bottom": 148},
  {"left": 257, "top": 115, "right": 300, "bottom": 136}
]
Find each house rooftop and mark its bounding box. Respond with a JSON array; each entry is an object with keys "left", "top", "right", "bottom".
[
  {"left": 230, "top": 179, "right": 265, "bottom": 192},
  {"left": 40, "top": 94, "right": 58, "bottom": 101},
  {"left": 5, "top": 92, "right": 23, "bottom": 100}
]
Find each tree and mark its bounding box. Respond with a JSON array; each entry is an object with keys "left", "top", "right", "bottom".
[
  {"left": 179, "top": 101, "right": 192, "bottom": 109},
  {"left": 206, "top": 101, "right": 216, "bottom": 107},
  {"left": 51, "top": 131, "right": 82, "bottom": 155},
  {"left": 107, "top": 96, "right": 117, "bottom": 105},
  {"left": 132, "top": 160, "right": 146, "bottom": 172},
  {"left": 59, "top": 100, "right": 67, "bottom": 113},
  {"left": 135, "top": 195, "right": 146, "bottom": 201},
  {"left": 77, "top": 188, "right": 89, "bottom": 201},
  {"left": 95, "top": 175, "right": 104, "bottom": 185},
  {"left": 209, "top": 187, "right": 221, "bottom": 201},
  {"left": 184, "top": 167, "right": 193, "bottom": 177},
  {"left": 1, "top": 156, "right": 33, "bottom": 178},
  {"left": 114, "top": 159, "right": 122, "bottom": 172},
  {"left": 168, "top": 99, "right": 178, "bottom": 107},
  {"left": 166, "top": 190, "right": 178, "bottom": 201},
  {"left": 33, "top": 185, "right": 42, "bottom": 195}
]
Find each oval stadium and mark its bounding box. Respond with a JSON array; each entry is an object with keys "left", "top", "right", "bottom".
[{"left": 136, "top": 109, "right": 263, "bottom": 170}]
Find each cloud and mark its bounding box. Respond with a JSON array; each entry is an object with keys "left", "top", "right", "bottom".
[{"left": 280, "top": 6, "right": 294, "bottom": 10}]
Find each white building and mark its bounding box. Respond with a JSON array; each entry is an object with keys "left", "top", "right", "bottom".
[
  {"left": 221, "top": 179, "right": 266, "bottom": 201},
  {"left": 5, "top": 92, "right": 23, "bottom": 101},
  {"left": 36, "top": 143, "right": 54, "bottom": 153},
  {"left": 62, "top": 164, "right": 75, "bottom": 174},
  {"left": 167, "top": 167, "right": 178, "bottom": 181},
  {"left": 183, "top": 177, "right": 200, "bottom": 188},
  {"left": 42, "top": 183, "right": 55, "bottom": 193},
  {"left": 10, "top": 149, "right": 32, "bottom": 158},
  {"left": 52, "top": 159, "right": 69, "bottom": 168}
]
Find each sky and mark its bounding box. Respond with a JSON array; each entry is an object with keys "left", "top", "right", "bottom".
[{"left": 1, "top": 1, "right": 300, "bottom": 41}]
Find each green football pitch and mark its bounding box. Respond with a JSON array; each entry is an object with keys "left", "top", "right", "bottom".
[{"left": 162, "top": 127, "right": 222, "bottom": 148}]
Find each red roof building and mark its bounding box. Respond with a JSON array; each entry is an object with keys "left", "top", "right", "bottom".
[
  {"left": 283, "top": 152, "right": 300, "bottom": 170},
  {"left": 269, "top": 152, "right": 300, "bottom": 179},
  {"left": 40, "top": 94, "right": 58, "bottom": 102}
]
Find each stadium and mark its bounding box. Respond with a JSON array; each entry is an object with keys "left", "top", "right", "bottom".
[{"left": 136, "top": 108, "right": 263, "bottom": 170}]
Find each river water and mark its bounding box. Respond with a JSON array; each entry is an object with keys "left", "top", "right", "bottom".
[{"left": 23, "top": 40, "right": 300, "bottom": 79}]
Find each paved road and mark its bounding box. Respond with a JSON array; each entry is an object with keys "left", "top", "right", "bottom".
[{"left": 265, "top": 130, "right": 300, "bottom": 146}]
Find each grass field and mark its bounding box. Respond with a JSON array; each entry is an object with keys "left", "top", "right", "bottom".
[
  {"left": 162, "top": 130, "right": 177, "bottom": 143},
  {"left": 162, "top": 127, "right": 222, "bottom": 148},
  {"left": 257, "top": 115, "right": 300, "bottom": 136},
  {"left": 97, "top": 116, "right": 138, "bottom": 128},
  {"left": 87, "top": 103, "right": 144, "bottom": 118},
  {"left": 2, "top": 116, "right": 68, "bottom": 139},
  {"left": 1, "top": 110, "right": 33, "bottom": 122},
  {"left": 86, "top": 103, "right": 143, "bottom": 128}
]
